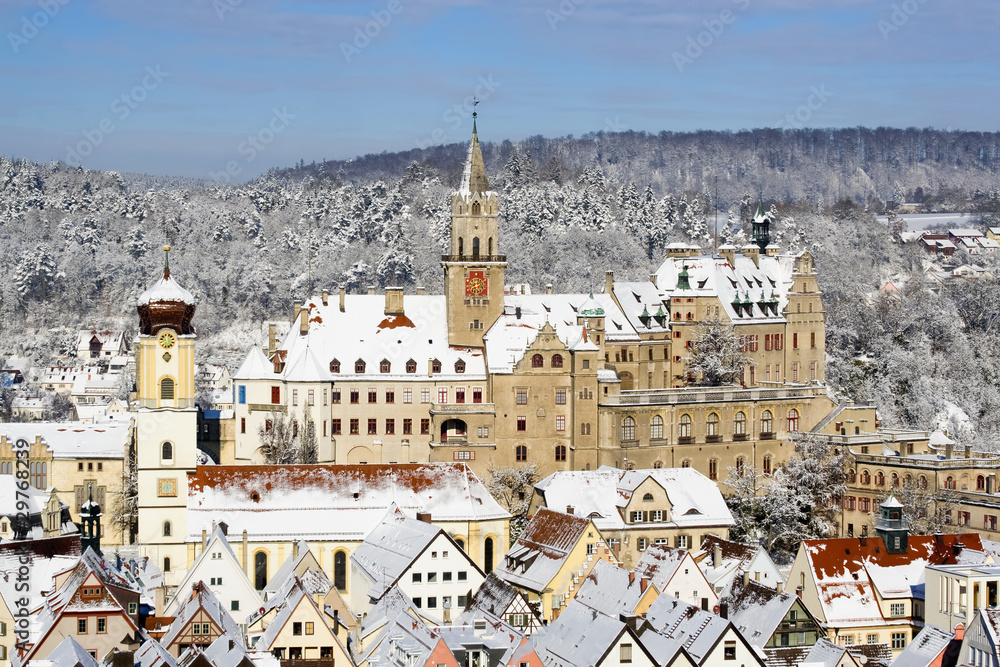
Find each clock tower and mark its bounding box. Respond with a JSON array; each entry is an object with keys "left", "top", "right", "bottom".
[
  {"left": 443, "top": 116, "right": 506, "bottom": 347},
  {"left": 134, "top": 247, "right": 199, "bottom": 594}
]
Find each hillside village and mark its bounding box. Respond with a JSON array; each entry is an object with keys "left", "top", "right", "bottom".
[{"left": 4, "top": 124, "right": 1000, "bottom": 667}]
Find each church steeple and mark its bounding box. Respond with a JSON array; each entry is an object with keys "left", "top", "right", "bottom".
[{"left": 443, "top": 116, "right": 506, "bottom": 347}]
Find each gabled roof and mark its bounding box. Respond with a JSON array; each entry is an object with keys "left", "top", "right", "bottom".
[
  {"left": 351, "top": 506, "right": 444, "bottom": 600},
  {"left": 644, "top": 594, "right": 733, "bottom": 663},
  {"left": 494, "top": 508, "right": 593, "bottom": 592},
  {"left": 255, "top": 578, "right": 341, "bottom": 653},
  {"left": 135, "top": 637, "right": 179, "bottom": 667},
  {"left": 891, "top": 625, "right": 955, "bottom": 667},
  {"left": 725, "top": 577, "right": 810, "bottom": 648},
  {"left": 262, "top": 539, "right": 317, "bottom": 598},
  {"left": 457, "top": 572, "right": 533, "bottom": 623},
  {"left": 200, "top": 635, "right": 259, "bottom": 667},
  {"left": 31, "top": 635, "right": 99, "bottom": 667},
  {"left": 160, "top": 581, "right": 244, "bottom": 650},
  {"left": 186, "top": 463, "right": 510, "bottom": 542},
  {"left": 232, "top": 347, "right": 275, "bottom": 381},
  {"left": 164, "top": 527, "right": 259, "bottom": 622},
  {"left": 691, "top": 534, "right": 780, "bottom": 593},
  {"left": 634, "top": 545, "right": 701, "bottom": 595},
  {"left": 573, "top": 559, "right": 654, "bottom": 617}
]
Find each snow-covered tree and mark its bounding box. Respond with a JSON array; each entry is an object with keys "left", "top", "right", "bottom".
[
  {"left": 258, "top": 411, "right": 299, "bottom": 464},
  {"left": 485, "top": 463, "right": 540, "bottom": 545},
  {"left": 684, "top": 317, "right": 753, "bottom": 386}
]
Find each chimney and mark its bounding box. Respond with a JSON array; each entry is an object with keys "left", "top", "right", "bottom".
[
  {"left": 742, "top": 571, "right": 750, "bottom": 587},
  {"left": 719, "top": 245, "right": 736, "bottom": 267},
  {"left": 300, "top": 305, "right": 309, "bottom": 335},
  {"left": 742, "top": 244, "right": 760, "bottom": 268},
  {"left": 333, "top": 608, "right": 340, "bottom": 630},
  {"left": 605, "top": 271, "right": 614, "bottom": 295},
  {"left": 935, "top": 533, "right": 944, "bottom": 545},
  {"left": 293, "top": 300, "right": 302, "bottom": 322},
  {"left": 242, "top": 530, "right": 249, "bottom": 573},
  {"left": 965, "top": 445, "right": 973, "bottom": 459},
  {"left": 859, "top": 535, "right": 867, "bottom": 547},
  {"left": 546, "top": 284, "right": 553, "bottom": 295},
  {"left": 416, "top": 287, "right": 425, "bottom": 296},
  {"left": 713, "top": 543, "right": 722, "bottom": 567},
  {"left": 229, "top": 639, "right": 235, "bottom": 651},
  {"left": 776, "top": 581, "right": 784, "bottom": 594},
  {"left": 515, "top": 306, "right": 521, "bottom": 320},
  {"left": 339, "top": 288, "right": 346, "bottom": 312},
  {"left": 268, "top": 323, "right": 277, "bottom": 355},
  {"left": 416, "top": 512, "right": 432, "bottom": 523},
  {"left": 629, "top": 572, "right": 635, "bottom": 586},
  {"left": 640, "top": 577, "right": 649, "bottom": 593},
  {"left": 649, "top": 273, "right": 658, "bottom": 288},
  {"left": 293, "top": 541, "right": 299, "bottom": 560},
  {"left": 619, "top": 613, "right": 640, "bottom": 633},
  {"left": 566, "top": 505, "right": 575, "bottom": 515},
  {"left": 946, "top": 443, "right": 954, "bottom": 460},
  {"left": 719, "top": 602, "right": 728, "bottom": 619},
  {"left": 385, "top": 287, "right": 405, "bottom": 316},
  {"left": 322, "top": 289, "right": 329, "bottom": 306},
  {"left": 202, "top": 529, "right": 207, "bottom": 550},
  {"left": 953, "top": 541, "right": 964, "bottom": 556},
  {"left": 367, "top": 285, "right": 376, "bottom": 296},
  {"left": 955, "top": 623, "right": 965, "bottom": 641}
]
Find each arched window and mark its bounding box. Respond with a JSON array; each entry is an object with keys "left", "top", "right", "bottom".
[
  {"left": 681, "top": 460, "right": 691, "bottom": 468},
  {"left": 875, "top": 471, "right": 885, "bottom": 487},
  {"left": 355, "top": 359, "right": 366, "bottom": 373},
  {"left": 161, "top": 441, "right": 173, "bottom": 461},
  {"left": 653, "top": 461, "right": 663, "bottom": 469},
  {"left": 163, "top": 521, "right": 171, "bottom": 537},
  {"left": 643, "top": 492, "right": 654, "bottom": 501},
  {"left": 254, "top": 551, "right": 268, "bottom": 590},
  {"left": 706, "top": 413, "right": 720, "bottom": 437},
  {"left": 458, "top": 237, "right": 464, "bottom": 256},
  {"left": 679, "top": 414, "right": 692, "bottom": 438},
  {"left": 787, "top": 409, "right": 800, "bottom": 432},
  {"left": 650, "top": 415, "right": 663, "bottom": 440},
  {"left": 555, "top": 445, "right": 567, "bottom": 462},
  {"left": 455, "top": 360, "right": 466, "bottom": 373},
  {"left": 163, "top": 557, "right": 171, "bottom": 573},
  {"left": 945, "top": 476, "right": 956, "bottom": 490},
  {"left": 516, "top": 445, "right": 527, "bottom": 462},
  {"left": 334, "top": 551, "right": 347, "bottom": 592},
  {"left": 531, "top": 354, "right": 544, "bottom": 368},
  {"left": 891, "top": 473, "right": 899, "bottom": 488},
  {"left": 406, "top": 359, "right": 417, "bottom": 373},
  {"left": 978, "top": 475, "right": 986, "bottom": 491},
  {"left": 735, "top": 456, "right": 745, "bottom": 476},
  {"left": 860, "top": 469, "right": 870, "bottom": 485},
  {"left": 330, "top": 359, "right": 341, "bottom": 373},
  {"left": 551, "top": 354, "right": 564, "bottom": 368},
  {"left": 848, "top": 469, "right": 857, "bottom": 483},
  {"left": 380, "top": 359, "right": 391, "bottom": 373},
  {"left": 760, "top": 410, "right": 773, "bottom": 434},
  {"left": 763, "top": 455, "right": 773, "bottom": 474},
  {"left": 455, "top": 537, "right": 466, "bottom": 551},
  {"left": 472, "top": 237, "right": 480, "bottom": 257},
  {"left": 709, "top": 459, "right": 719, "bottom": 480},
  {"left": 160, "top": 377, "right": 175, "bottom": 401},
  {"left": 484, "top": 537, "right": 494, "bottom": 573},
  {"left": 622, "top": 417, "right": 636, "bottom": 441},
  {"left": 488, "top": 237, "right": 493, "bottom": 255},
  {"left": 734, "top": 411, "right": 747, "bottom": 435},
  {"left": 472, "top": 202, "right": 481, "bottom": 215},
  {"left": 919, "top": 475, "right": 927, "bottom": 489}
]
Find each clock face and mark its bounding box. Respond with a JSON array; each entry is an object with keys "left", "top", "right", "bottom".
[
  {"left": 466, "top": 271, "right": 487, "bottom": 296},
  {"left": 158, "top": 332, "right": 176, "bottom": 349}
]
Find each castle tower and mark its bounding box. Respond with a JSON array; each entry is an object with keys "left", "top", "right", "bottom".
[
  {"left": 443, "top": 116, "right": 506, "bottom": 347},
  {"left": 80, "top": 486, "right": 102, "bottom": 555},
  {"left": 751, "top": 192, "right": 772, "bottom": 252},
  {"left": 134, "top": 247, "right": 199, "bottom": 593},
  {"left": 875, "top": 495, "right": 908, "bottom": 554}
]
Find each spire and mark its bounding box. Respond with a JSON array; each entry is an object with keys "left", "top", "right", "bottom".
[
  {"left": 676, "top": 263, "right": 691, "bottom": 291},
  {"left": 163, "top": 245, "right": 171, "bottom": 280},
  {"left": 751, "top": 189, "right": 771, "bottom": 252},
  {"left": 459, "top": 107, "right": 489, "bottom": 195}
]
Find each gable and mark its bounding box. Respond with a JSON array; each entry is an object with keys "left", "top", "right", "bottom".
[{"left": 625, "top": 477, "right": 672, "bottom": 518}]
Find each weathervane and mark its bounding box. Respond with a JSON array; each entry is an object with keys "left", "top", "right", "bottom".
[{"left": 473, "top": 96, "right": 479, "bottom": 119}]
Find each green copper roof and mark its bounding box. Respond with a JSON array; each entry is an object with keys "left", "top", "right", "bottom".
[
  {"left": 579, "top": 289, "right": 605, "bottom": 316},
  {"left": 676, "top": 263, "right": 691, "bottom": 291}
]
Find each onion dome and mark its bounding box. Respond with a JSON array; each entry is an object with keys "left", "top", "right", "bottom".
[{"left": 137, "top": 246, "right": 196, "bottom": 335}]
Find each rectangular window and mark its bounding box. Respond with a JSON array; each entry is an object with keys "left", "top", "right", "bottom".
[
  {"left": 443, "top": 572, "right": 452, "bottom": 581},
  {"left": 292, "top": 389, "right": 298, "bottom": 406},
  {"left": 305, "top": 622, "right": 314, "bottom": 635},
  {"left": 308, "top": 390, "right": 315, "bottom": 406},
  {"left": 368, "top": 419, "right": 377, "bottom": 435},
  {"left": 765, "top": 334, "right": 773, "bottom": 351},
  {"left": 350, "top": 390, "right": 359, "bottom": 404},
  {"left": 438, "top": 387, "right": 448, "bottom": 403},
  {"left": 890, "top": 603, "right": 905, "bottom": 617},
  {"left": 403, "top": 419, "right": 412, "bottom": 435},
  {"left": 892, "top": 633, "right": 907, "bottom": 650},
  {"left": 323, "top": 420, "right": 327, "bottom": 437},
  {"left": 631, "top": 511, "right": 643, "bottom": 522},
  {"left": 776, "top": 333, "right": 784, "bottom": 350},
  {"left": 413, "top": 597, "right": 422, "bottom": 608},
  {"left": 458, "top": 571, "right": 467, "bottom": 581},
  {"left": 793, "top": 333, "right": 798, "bottom": 349},
  {"left": 403, "top": 388, "right": 412, "bottom": 403},
  {"left": 238, "top": 386, "right": 246, "bottom": 404},
  {"left": 765, "top": 365, "right": 771, "bottom": 382},
  {"left": 78, "top": 618, "right": 87, "bottom": 634},
  {"left": 421, "top": 419, "right": 430, "bottom": 435},
  {"left": 332, "top": 389, "right": 341, "bottom": 404},
  {"left": 231, "top": 601, "right": 240, "bottom": 611},
  {"left": 652, "top": 509, "right": 663, "bottom": 521},
  {"left": 811, "top": 332, "right": 817, "bottom": 348},
  {"left": 620, "top": 644, "right": 632, "bottom": 664},
  {"left": 386, "top": 390, "right": 395, "bottom": 403},
  {"left": 385, "top": 419, "right": 395, "bottom": 435},
  {"left": 350, "top": 419, "right": 360, "bottom": 435},
  {"left": 453, "top": 451, "right": 475, "bottom": 460},
  {"left": 421, "top": 388, "right": 430, "bottom": 403},
  {"left": 456, "top": 388, "right": 465, "bottom": 404},
  {"left": 792, "top": 363, "right": 799, "bottom": 382},
  {"left": 555, "top": 389, "right": 566, "bottom": 405},
  {"left": 427, "top": 597, "right": 437, "bottom": 609},
  {"left": 473, "top": 387, "right": 482, "bottom": 403},
  {"left": 637, "top": 537, "right": 647, "bottom": 551},
  {"left": 271, "top": 386, "right": 280, "bottom": 404},
  {"left": 724, "top": 641, "right": 737, "bottom": 660},
  {"left": 323, "top": 388, "right": 328, "bottom": 405},
  {"left": 868, "top": 634, "right": 879, "bottom": 644},
  {"left": 293, "top": 622, "right": 302, "bottom": 636},
  {"left": 97, "top": 618, "right": 106, "bottom": 634},
  {"left": 555, "top": 415, "right": 565, "bottom": 431},
  {"left": 516, "top": 389, "right": 528, "bottom": 405},
  {"left": 332, "top": 419, "right": 342, "bottom": 435},
  {"left": 517, "top": 416, "right": 526, "bottom": 432},
  {"left": 368, "top": 388, "right": 377, "bottom": 403}
]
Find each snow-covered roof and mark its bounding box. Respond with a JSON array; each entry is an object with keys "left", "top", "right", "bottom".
[
  {"left": 186, "top": 463, "right": 509, "bottom": 542},
  {"left": 456, "top": 572, "right": 528, "bottom": 623},
  {"left": 891, "top": 625, "right": 955, "bottom": 667},
  {"left": 32, "top": 635, "right": 99, "bottom": 667},
  {"left": 644, "top": 593, "right": 732, "bottom": 663},
  {"left": 949, "top": 228, "right": 983, "bottom": 238},
  {"left": 533, "top": 466, "right": 732, "bottom": 532},
  {"left": 690, "top": 535, "right": 772, "bottom": 590},
  {"left": 161, "top": 581, "right": 243, "bottom": 650},
  {"left": 135, "top": 637, "right": 178, "bottom": 667},
  {"left": 654, "top": 251, "right": 799, "bottom": 324},
  {"left": 573, "top": 559, "right": 651, "bottom": 616},
  {"left": 493, "top": 508, "right": 592, "bottom": 592},
  {"left": 611, "top": 280, "right": 671, "bottom": 334},
  {"left": 633, "top": 545, "right": 693, "bottom": 593},
  {"left": 137, "top": 273, "right": 195, "bottom": 306},
  {"left": 726, "top": 577, "right": 804, "bottom": 648},
  {"left": 351, "top": 507, "right": 443, "bottom": 599},
  {"left": 0, "top": 421, "right": 130, "bottom": 459}
]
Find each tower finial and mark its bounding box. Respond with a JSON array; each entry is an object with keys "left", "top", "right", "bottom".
[
  {"left": 472, "top": 97, "right": 479, "bottom": 134},
  {"left": 163, "top": 245, "right": 171, "bottom": 280}
]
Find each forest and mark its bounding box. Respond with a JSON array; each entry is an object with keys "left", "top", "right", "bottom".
[{"left": 2, "top": 126, "right": 1000, "bottom": 448}]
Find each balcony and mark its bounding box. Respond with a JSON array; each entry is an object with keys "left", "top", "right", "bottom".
[
  {"left": 678, "top": 436, "right": 695, "bottom": 445},
  {"left": 602, "top": 384, "right": 826, "bottom": 407},
  {"left": 759, "top": 432, "right": 775, "bottom": 440},
  {"left": 706, "top": 435, "right": 722, "bottom": 443},
  {"left": 733, "top": 434, "right": 748, "bottom": 441},
  {"left": 441, "top": 254, "right": 507, "bottom": 263},
  {"left": 429, "top": 402, "right": 495, "bottom": 415}
]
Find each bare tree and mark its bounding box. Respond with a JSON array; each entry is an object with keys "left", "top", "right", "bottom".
[
  {"left": 685, "top": 316, "right": 753, "bottom": 386},
  {"left": 258, "top": 411, "right": 299, "bottom": 464},
  {"left": 110, "top": 445, "right": 138, "bottom": 544},
  {"left": 485, "top": 462, "right": 540, "bottom": 545}
]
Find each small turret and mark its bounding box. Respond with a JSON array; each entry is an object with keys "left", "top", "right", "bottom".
[
  {"left": 875, "top": 495, "right": 907, "bottom": 555},
  {"left": 80, "top": 485, "right": 103, "bottom": 555},
  {"left": 751, "top": 192, "right": 772, "bottom": 252}
]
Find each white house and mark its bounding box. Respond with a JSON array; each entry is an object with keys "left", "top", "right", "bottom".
[
  {"left": 633, "top": 545, "right": 717, "bottom": 611},
  {"left": 691, "top": 534, "right": 785, "bottom": 596}
]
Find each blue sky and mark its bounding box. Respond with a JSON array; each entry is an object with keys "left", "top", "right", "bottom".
[{"left": 1, "top": 0, "right": 997, "bottom": 180}]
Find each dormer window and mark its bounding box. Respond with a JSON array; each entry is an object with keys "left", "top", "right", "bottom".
[
  {"left": 431, "top": 360, "right": 441, "bottom": 374},
  {"left": 330, "top": 359, "right": 340, "bottom": 373},
  {"left": 355, "top": 360, "right": 366, "bottom": 373},
  {"left": 455, "top": 360, "right": 466, "bottom": 373},
  {"left": 380, "top": 360, "right": 391, "bottom": 373},
  {"left": 406, "top": 360, "right": 417, "bottom": 373}
]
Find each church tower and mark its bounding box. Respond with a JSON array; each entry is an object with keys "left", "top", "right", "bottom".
[
  {"left": 134, "top": 247, "right": 199, "bottom": 593},
  {"left": 443, "top": 116, "right": 506, "bottom": 347}
]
